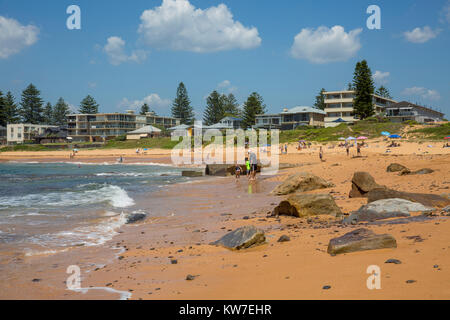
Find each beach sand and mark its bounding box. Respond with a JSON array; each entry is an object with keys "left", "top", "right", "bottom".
[{"left": 0, "top": 140, "right": 449, "bottom": 300}]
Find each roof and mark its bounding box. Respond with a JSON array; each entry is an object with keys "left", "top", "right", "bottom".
[
  {"left": 386, "top": 101, "right": 444, "bottom": 117},
  {"left": 281, "top": 106, "right": 326, "bottom": 115},
  {"left": 127, "top": 125, "right": 162, "bottom": 134},
  {"left": 168, "top": 124, "right": 190, "bottom": 131},
  {"left": 220, "top": 116, "right": 242, "bottom": 121}
]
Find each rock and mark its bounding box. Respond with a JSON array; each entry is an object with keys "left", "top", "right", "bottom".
[
  {"left": 385, "top": 259, "right": 402, "bottom": 264},
  {"left": 186, "top": 274, "right": 196, "bottom": 281},
  {"left": 211, "top": 226, "right": 266, "bottom": 250},
  {"left": 278, "top": 235, "right": 291, "bottom": 242},
  {"left": 387, "top": 163, "right": 408, "bottom": 172},
  {"left": 367, "top": 189, "right": 450, "bottom": 208},
  {"left": 126, "top": 213, "right": 147, "bottom": 224},
  {"left": 442, "top": 206, "right": 450, "bottom": 213},
  {"left": 205, "top": 164, "right": 255, "bottom": 176},
  {"left": 170, "top": 259, "right": 178, "bottom": 264},
  {"left": 327, "top": 228, "right": 397, "bottom": 255},
  {"left": 441, "top": 193, "right": 450, "bottom": 200},
  {"left": 399, "top": 168, "right": 434, "bottom": 176},
  {"left": 343, "top": 198, "right": 434, "bottom": 223},
  {"left": 349, "top": 172, "right": 386, "bottom": 198},
  {"left": 181, "top": 170, "right": 203, "bottom": 177},
  {"left": 273, "top": 194, "right": 342, "bottom": 218},
  {"left": 271, "top": 172, "right": 335, "bottom": 195},
  {"left": 32, "top": 278, "right": 42, "bottom": 283},
  {"left": 322, "top": 285, "right": 331, "bottom": 290},
  {"left": 406, "top": 280, "right": 417, "bottom": 284}
]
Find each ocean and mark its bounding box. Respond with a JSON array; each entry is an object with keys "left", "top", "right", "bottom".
[{"left": 0, "top": 162, "right": 189, "bottom": 256}]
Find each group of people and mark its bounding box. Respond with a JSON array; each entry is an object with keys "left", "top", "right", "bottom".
[
  {"left": 297, "top": 140, "right": 311, "bottom": 151},
  {"left": 387, "top": 141, "right": 401, "bottom": 148},
  {"left": 235, "top": 150, "right": 258, "bottom": 181}
]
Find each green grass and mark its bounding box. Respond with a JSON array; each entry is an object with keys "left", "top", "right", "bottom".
[
  {"left": 103, "top": 137, "right": 181, "bottom": 149},
  {"left": 409, "top": 123, "right": 450, "bottom": 140},
  {"left": 0, "top": 144, "right": 52, "bottom": 152},
  {"left": 279, "top": 120, "right": 404, "bottom": 143}
]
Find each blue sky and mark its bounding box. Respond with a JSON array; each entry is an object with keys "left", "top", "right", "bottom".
[{"left": 0, "top": 0, "right": 449, "bottom": 118}]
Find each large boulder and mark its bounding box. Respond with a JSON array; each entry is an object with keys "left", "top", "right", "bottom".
[
  {"left": 327, "top": 228, "right": 397, "bottom": 255},
  {"left": 205, "top": 164, "right": 256, "bottom": 176},
  {"left": 349, "top": 172, "right": 386, "bottom": 198},
  {"left": 125, "top": 212, "right": 147, "bottom": 224},
  {"left": 343, "top": 198, "right": 434, "bottom": 224},
  {"left": 182, "top": 170, "right": 204, "bottom": 177},
  {"left": 211, "top": 226, "right": 265, "bottom": 250},
  {"left": 273, "top": 193, "right": 342, "bottom": 218},
  {"left": 367, "top": 189, "right": 450, "bottom": 208},
  {"left": 387, "top": 163, "right": 409, "bottom": 172},
  {"left": 271, "top": 172, "right": 335, "bottom": 195},
  {"left": 399, "top": 168, "right": 434, "bottom": 176}
]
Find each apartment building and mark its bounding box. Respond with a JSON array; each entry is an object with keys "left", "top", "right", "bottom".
[
  {"left": 324, "top": 90, "right": 397, "bottom": 127},
  {"left": 6, "top": 124, "right": 58, "bottom": 144},
  {"left": 385, "top": 101, "right": 445, "bottom": 123},
  {"left": 0, "top": 125, "right": 6, "bottom": 144},
  {"left": 67, "top": 111, "right": 180, "bottom": 142},
  {"left": 254, "top": 106, "right": 326, "bottom": 130}
]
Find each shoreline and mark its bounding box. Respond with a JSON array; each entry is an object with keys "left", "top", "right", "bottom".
[{"left": 0, "top": 143, "right": 449, "bottom": 299}]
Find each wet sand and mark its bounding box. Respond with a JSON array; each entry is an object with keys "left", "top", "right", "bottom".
[{"left": 0, "top": 141, "right": 449, "bottom": 300}]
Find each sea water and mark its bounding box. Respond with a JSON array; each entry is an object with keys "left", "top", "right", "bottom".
[{"left": 0, "top": 162, "right": 188, "bottom": 256}]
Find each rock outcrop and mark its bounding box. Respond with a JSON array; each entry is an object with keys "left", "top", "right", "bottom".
[
  {"left": 211, "top": 226, "right": 266, "bottom": 250},
  {"left": 387, "top": 163, "right": 408, "bottom": 172},
  {"left": 271, "top": 172, "right": 335, "bottom": 195},
  {"left": 182, "top": 170, "right": 204, "bottom": 177},
  {"left": 273, "top": 193, "right": 342, "bottom": 218},
  {"left": 125, "top": 212, "right": 147, "bottom": 224},
  {"left": 327, "top": 228, "right": 397, "bottom": 255},
  {"left": 399, "top": 168, "right": 434, "bottom": 176},
  {"left": 367, "top": 189, "right": 450, "bottom": 208},
  {"left": 349, "top": 172, "right": 386, "bottom": 198}
]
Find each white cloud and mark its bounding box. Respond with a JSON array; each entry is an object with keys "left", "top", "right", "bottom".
[
  {"left": 216, "top": 80, "right": 237, "bottom": 93},
  {"left": 373, "top": 71, "right": 390, "bottom": 84},
  {"left": 402, "top": 87, "right": 441, "bottom": 101},
  {"left": 440, "top": 0, "right": 450, "bottom": 24},
  {"left": 0, "top": 16, "right": 39, "bottom": 59},
  {"left": 290, "top": 25, "right": 362, "bottom": 64},
  {"left": 88, "top": 82, "right": 97, "bottom": 89},
  {"left": 104, "top": 36, "right": 147, "bottom": 66},
  {"left": 137, "top": 0, "right": 261, "bottom": 53},
  {"left": 218, "top": 80, "right": 231, "bottom": 88},
  {"left": 118, "top": 94, "right": 171, "bottom": 114},
  {"left": 403, "top": 26, "right": 440, "bottom": 43}
]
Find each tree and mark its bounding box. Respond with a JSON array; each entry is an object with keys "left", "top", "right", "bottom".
[
  {"left": 171, "top": 82, "right": 194, "bottom": 125},
  {"left": 79, "top": 95, "right": 99, "bottom": 114},
  {"left": 140, "top": 103, "right": 150, "bottom": 115},
  {"left": 352, "top": 60, "right": 375, "bottom": 120},
  {"left": 4, "top": 91, "right": 20, "bottom": 124},
  {"left": 242, "top": 92, "right": 266, "bottom": 129},
  {"left": 203, "top": 91, "right": 225, "bottom": 126},
  {"left": 42, "top": 102, "right": 54, "bottom": 125},
  {"left": 0, "top": 90, "right": 6, "bottom": 127},
  {"left": 20, "top": 83, "right": 44, "bottom": 124},
  {"left": 375, "top": 86, "right": 393, "bottom": 99},
  {"left": 347, "top": 82, "right": 355, "bottom": 90},
  {"left": 313, "top": 88, "right": 326, "bottom": 110},
  {"left": 53, "top": 97, "right": 70, "bottom": 126},
  {"left": 222, "top": 93, "right": 241, "bottom": 117}
]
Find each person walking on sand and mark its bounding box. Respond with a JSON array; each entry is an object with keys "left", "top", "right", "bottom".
[
  {"left": 249, "top": 150, "right": 257, "bottom": 181},
  {"left": 284, "top": 144, "right": 288, "bottom": 154},
  {"left": 319, "top": 146, "right": 324, "bottom": 162},
  {"left": 357, "top": 143, "right": 361, "bottom": 156},
  {"left": 346, "top": 144, "right": 350, "bottom": 157}
]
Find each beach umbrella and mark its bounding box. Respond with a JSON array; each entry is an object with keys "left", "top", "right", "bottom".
[
  {"left": 357, "top": 136, "right": 368, "bottom": 140},
  {"left": 381, "top": 131, "right": 390, "bottom": 136},
  {"left": 346, "top": 137, "right": 357, "bottom": 141},
  {"left": 389, "top": 134, "right": 401, "bottom": 139},
  {"left": 444, "top": 136, "right": 450, "bottom": 140},
  {"left": 338, "top": 137, "right": 346, "bottom": 141}
]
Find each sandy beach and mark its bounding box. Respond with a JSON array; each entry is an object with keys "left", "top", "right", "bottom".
[{"left": 0, "top": 140, "right": 449, "bottom": 300}]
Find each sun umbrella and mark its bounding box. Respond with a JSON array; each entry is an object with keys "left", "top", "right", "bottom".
[
  {"left": 444, "top": 136, "right": 450, "bottom": 140},
  {"left": 346, "top": 137, "right": 357, "bottom": 141},
  {"left": 338, "top": 137, "right": 346, "bottom": 141},
  {"left": 381, "top": 131, "right": 390, "bottom": 136},
  {"left": 357, "top": 136, "right": 368, "bottom": 140},
  {"left": 389, "top": 134, "right": 401, "bottom": 139}
]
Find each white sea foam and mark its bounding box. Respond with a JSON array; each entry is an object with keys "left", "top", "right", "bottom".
[{"left": 0, "top": 185, "right": 135, "bottom": 209}]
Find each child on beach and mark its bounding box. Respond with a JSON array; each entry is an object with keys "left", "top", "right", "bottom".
[
  {"left": 235, "top": 165, "right": 241, "bottom": 179},
  {"left": 245, "top": 157, "right": 250, "bottom": 178}
]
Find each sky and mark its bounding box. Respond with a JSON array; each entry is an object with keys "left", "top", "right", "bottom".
[{"left": 0, "top": 0, "right": 449, "bottom": 119}]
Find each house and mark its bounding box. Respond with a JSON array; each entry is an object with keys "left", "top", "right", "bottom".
[
  {"left": 0, "top": 125, "right": 6, "bottom": 145},
  {"left": 7, "top": 124, "right": 58, "bottom": 144},
  {"left": 385, "top": 101, "right": 445, "bottom": 123},
  {"left": 34, "top": 126, "right": 69, "bottom": 144},
  {"left": 205, "top": 116, "right": 243, "bottom": 130},
  {"left": 323, "top": 90, "right": 397, "bottom": 127},
  {"left": 254, "top": 106, "right": 326, "bottom": 130},
  {"left": 126, "top": 125, "right": 162, "bottom": 140}
]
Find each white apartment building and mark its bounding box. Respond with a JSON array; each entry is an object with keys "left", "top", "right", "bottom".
[
  {"left": 324, "top": 90, "right": 397, "bottom": 127},
  {"left": 7, "top": 124, "right": 58, "bottom": 144}
]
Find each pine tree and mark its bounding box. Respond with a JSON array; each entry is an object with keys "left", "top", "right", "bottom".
[
  {"left": 0, "top": 90, "right": 6, "bottom": 127},
  {"left": 347, "top": 83, "right": 355, "bottom": 90},
  {"left": 4, "top": 91, "right": 20, "bottom": 124},
  {"left": 171, "top": 82, "right": 194, "bottom": 125},
  {"left": 53, "top": 97, "right": 70, "bottom": 126},
  {"left": 313, "top": 88, "right": 326, "bottom": 110},
  {"left": 20, "top": 83, "right": 44, "bottom": 124},
  {"left": 242, "top": 92, "right": 266, "bottom": 129},
  {"left": 222, "top": 93, "right": 241, "bottom": 117},
  {"left": 203, "top": 91, "right": 225, "bottom": 126},
  {"left": 43, "top": 102, "right": 54, "bottom": 125},
  {"left": 79, "top": 95, "right": 99, "bottom": 114},
  {"left": 352, "top": 60, "right": 375, "bottom": 120},
  {"left": 140, "top": 103, "right": 150, "bottom": 115},
  {"left": 375, "top": 86, "right": 392, "bottom": 99}
]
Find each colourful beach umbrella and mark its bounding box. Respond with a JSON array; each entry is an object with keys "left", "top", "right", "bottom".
[
  {"left": 346, "top": 137, "right": 356, "bottom": 140},
  {"left": 381, "top": 131, "right": 390, "bottom": 136},
  {"left": 338, "top": 137, "right": 346, "bottom": 141},
  {"left": 389, "top": 134, "right": 401, "bottom": 139},
  {"left": 357, "top": 136, "right": 368, "bottom": 140},
  {"left": 444, "top": 136, "right": 450, "bottom": 140}
]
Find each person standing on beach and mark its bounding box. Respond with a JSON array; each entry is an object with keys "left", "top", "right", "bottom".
[
  {"left": 245, "top": 157, "right": 251, "bottom": 178},
  {"left": 319, "top": 146, "right": 324, "bottom": 162},
  {"left": 346, "top": 144, "right": 350, "bottom": 157},
  {"left": 284, "top": 144, "right": 288, "bottom": 154},
  {"left": 235, "top": 164, "right": 241, "bottom": 180},
  {"left": 249, "top": 150, "right": 257, "bottom": 181},
  {"left": 357, "top": 144, "right": 361, "bottom": 156}
]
